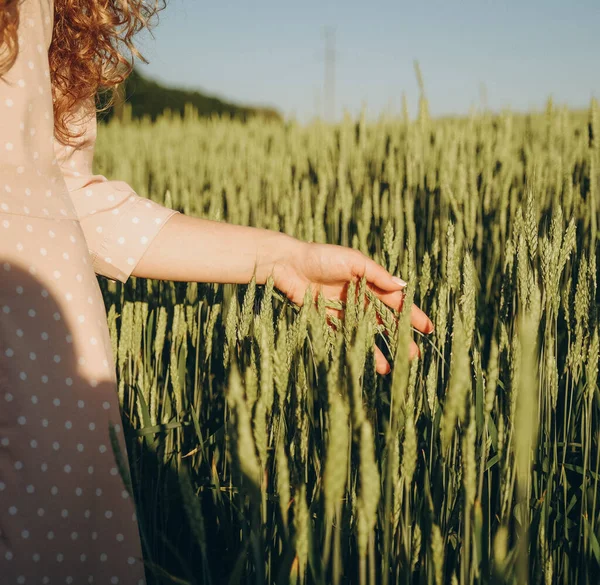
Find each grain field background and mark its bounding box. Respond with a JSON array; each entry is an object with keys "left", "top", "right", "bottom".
[{"left": 95, "top": 97, "right": 599, "bottom": 585}]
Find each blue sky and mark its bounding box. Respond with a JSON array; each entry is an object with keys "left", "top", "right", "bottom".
[{"left": 135, "top": 0, "right": 599, "bottom": 123}]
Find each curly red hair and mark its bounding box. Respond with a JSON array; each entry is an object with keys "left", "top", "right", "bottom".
[{"left": 0, "top": 0, "right": 166, "bottom": 145}]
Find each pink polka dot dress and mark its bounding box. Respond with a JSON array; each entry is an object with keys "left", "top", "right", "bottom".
[{"left": 0, "top": 1, "right": 180, "bottom": 582}]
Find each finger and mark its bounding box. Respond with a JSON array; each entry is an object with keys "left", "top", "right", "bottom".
[
  {"left": 352, "top": 253, "right": 407, "bottom": 292},
  {"left": 325, "top": 285, "right": 433, "bottom": 337},
  {"left": 324, "top": 305, "right": 343, "bottom": 323},
  {"left": 374, "top": 344, "right": 391, "bottom": 375},
  {"left": 367, "top": 286, "right": 434, "bottom": 334},
  {"left": 324, "top": 308, "right": 417, "bottom": 368},
  {"left": 321, "top": 304, "right": 390, "bottom": 373},
  {"left": 411, "top": 305, "right": 434, "bottom": 334},
  {"left": 409, "top": 340, "right": 420, "bottom": 360},
  {"left": 325, "top": 299, "right": 394, "bottom": 336}
]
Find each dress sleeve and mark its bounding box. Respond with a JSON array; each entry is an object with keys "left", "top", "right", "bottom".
[{"left": 53, "top": 98, "right": 180, "bottom": 283}]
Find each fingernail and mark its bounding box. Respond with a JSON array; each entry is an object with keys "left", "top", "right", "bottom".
[{"left": 391, "top": 276, "right": 407, "bottom": 287}]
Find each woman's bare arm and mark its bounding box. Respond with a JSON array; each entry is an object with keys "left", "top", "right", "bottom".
[{"left": 132, "top": 213, "right": 302, "bottom": 284}]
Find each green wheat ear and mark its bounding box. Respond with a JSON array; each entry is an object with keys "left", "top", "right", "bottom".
[{"left": 273, "top": 286, "right": 448, "bottom": 368}]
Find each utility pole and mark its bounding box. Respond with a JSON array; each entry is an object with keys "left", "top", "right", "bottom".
[
  {"left": 324, "top": 27, "right": 336, "bottom": 122},
  {"left": 314, "top": 88, "right": 322, "bottom": 123}
]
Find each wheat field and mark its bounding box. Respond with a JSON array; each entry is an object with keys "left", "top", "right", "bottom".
[{"left": 95, "top": 98, "right": 599, "bottom": 585}]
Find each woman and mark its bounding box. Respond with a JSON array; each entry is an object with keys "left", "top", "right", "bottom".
[{"left": 0, "top": 0, "right": 433, "bottom": 581}]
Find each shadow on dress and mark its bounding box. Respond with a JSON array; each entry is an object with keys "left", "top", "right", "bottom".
[
  {"left": 0, "top": 260, "right": 235, "bottom": 585},
  {"left": 0, "top": 261, "right": 191, "bottom": 584}
]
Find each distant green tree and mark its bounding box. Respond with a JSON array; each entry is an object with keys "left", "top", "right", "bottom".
[{"left": 97, "top": 68, "right": 281, "bottom": 123}]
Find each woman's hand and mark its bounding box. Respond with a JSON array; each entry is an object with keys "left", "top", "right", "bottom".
[
  {"left": 271, "top": 241, "right": 434, "bottom": 375},
  {"left": 132, "top": 215, "right": 433, "bottom": 374}
]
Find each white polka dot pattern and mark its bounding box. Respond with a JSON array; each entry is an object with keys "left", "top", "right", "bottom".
[
  {"left": 0, "top": 0, "right": 179, "bottom": 581},
  {"left": 1, "top": 0, "right": 179, "bottom": 282},
  {"left": 0, "top": 216, "right": 147, "bottom": 582},
  {"left": 52, "top": 97, "right": 179, "bottom": 282}
]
